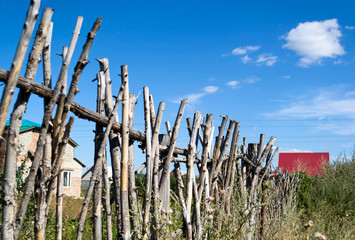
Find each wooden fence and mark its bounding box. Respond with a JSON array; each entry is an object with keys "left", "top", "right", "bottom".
[{"left": 0, "top": 1, "right": 302, "bottom": 240}]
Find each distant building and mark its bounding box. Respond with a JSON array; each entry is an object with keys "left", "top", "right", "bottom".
[
  {"left": 0, "top": 119, "right": 85, "bottom": 198},
  {"left": 81, "top": 165, "right": 113, "bottom": 191},
  {"left": 278, "top": 152, "right": 329, "bottom": 176}
]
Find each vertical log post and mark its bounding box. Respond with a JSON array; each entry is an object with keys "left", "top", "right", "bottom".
[
  {"left": 159, "top": 99, "right": 187, "bottom": 197},
  {"left": 209, "top": 115, "right": 228, "bottom": 193},
  {"left": 142, "top": 87, "right": 152, "bottom": 239},
  {"left": 93, "top": 71, "right": 106, "bottom": 240},
  {"left": 76, "top": 81, "right": 126, "bottom": 240},
  {"left": 120, "top": 65, "right": 131, "bottom": 240},
  {"left": 54, "top": 46, "right": 67, "bottom": 240},
  {"left": 127, "top": 93, "right": 139, "bottom": 235},
  {"left": 197, "top": 114, "right": 213, "bottom": 200},
  {"left": 1, "top": 8, "right": 52, "bottom": 240},
  {"left": 97, "top": 58, "right": 122, "bottom": 234},
  {"left": 186, "top": 111, "right": 202, "bottom": 214}
]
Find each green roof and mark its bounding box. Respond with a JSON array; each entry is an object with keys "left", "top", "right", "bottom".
[{"left": 6, "top": 119, "right": 42, "bottom": 131}]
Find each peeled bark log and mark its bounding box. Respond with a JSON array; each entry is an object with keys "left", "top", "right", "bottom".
[
  {"left": 97, "top": 58, "right": 122, "bottom": 234},
  {"left": 197, "top": 114, "right": 213, "bottom": 200},
  {"left": 53, "top": 47, "right": 67, "bottom": 240},
  {"left": 174, "top": 162, "right": 192, "bottom": 240},
  {"left": 185, "top": 111, "right": 202, "bottom": 215},
  {"left": 127, "top": 93, "right": 140, "bottom": 235},
  {"left": 209, "top": 115, "right": 228, "bottom": 193},
  {"left": 1, "top": 8, "right": 52, "bottom": 240},
  {"left": 0, "top": 0, "right": 41, "bottom": 138},
  {"left": 44, "top": 18, "right": 102, "bottom": 224},
  {"left": 120, "top": 65, "right": 131, "bottom": 240},
  {"left": 152, "top": 102, "right": 165, "bottom": 218},
  {"left": 159, "top": 99, "right": 187, "bottom": 196},
  {"left": 102, "top": 154, "right": 113, "bottom": 240},
  {"left": 13, "top": 16, "right": 85, "bottom": 239},
  {"left": 142, "top": 87, "right": 152, "bottom": 238},
  {"left": 77, "top": 80, "right": 125, "bottom": 240},
  {"left": 0, "top": 69, "right": 191, "bottom": 157},
  {"left": 93, "top": 71, "right": 105, "bottom": 240}
]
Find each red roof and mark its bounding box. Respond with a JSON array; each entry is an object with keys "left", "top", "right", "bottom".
[{"left": 278, "top": 152, "right": 329, "bottom": 176}]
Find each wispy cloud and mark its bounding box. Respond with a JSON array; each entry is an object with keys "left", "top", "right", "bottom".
[
  {"left": 256, "top": 54, "right": 278, "bottom": 66},
  {"left": 203, "top": 86, "right": 219, "bottom": 93},
  {"left": 231, "top": 46, "right": 260, "bottom": 55},
  {"left": 345, "top": 25, "right": 355, "bottom": 30},
  {"left": 226, "top": 81, "right": 240, "bottom": 88},
  {"left": 241, "top": 55, "right": 252, "bottom": 63},
  {"left": 224, "top": 45, "right": 278, "bottom": 66},
  {"left": 174, "top": 85, "right": 219, "bottom": 104},
  {"left": 283, "top": 19, "right": 345, "bottom": 67},
  {"left": 281, "top": 75, "right": 291, "bottom": 79},
  {"left": 264, "top": 87, "right": 355, "bottom": 135},
  {"left": 243, "top": 76, "right": 261, "bottom": 84},
  {"left": 223, "top": 45, "right": 260, "bottom": 57}
]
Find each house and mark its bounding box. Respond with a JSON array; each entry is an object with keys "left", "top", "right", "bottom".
[
  {"left": 278, "top": 152, "right": 329, "bottom": 176},
  {"left": 0, "top": 119, "right": 85, "bottom": 198}
]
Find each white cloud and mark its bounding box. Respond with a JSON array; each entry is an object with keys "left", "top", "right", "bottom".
[
  {"left": 264, "top": 87, "right": 355, "bottom": 135},
  {"left": 241, "top": 55, "right": 252, "bottom": 64},
  {"left": 184, "top": 93, "right": 205, "bottom": 103},
  {"left": 282, "top": 75, "right": 291, "bottom": 79},
  {"left": 174, "top": 85, "right": 219, "bottom": 104},
  {"left": 256, "top": 54, "right": 278, "bottom": 66},
  {"left": 203, "top": 85, "right": 219, "bottom": 93},
  {"left": 243, "top": 76, "right": 261, "bottom": 84},
  {"left": 226, "top": 81, "right": 240, "bottom": 88},
  {"left": 231, "top": 45, "right": 260, "bottom": 55},
  {"left": 345, "top": 25, "right": 355, "bottom": 30},
  {"left": 317, "top": 123, "right": 355, "bottom": 135},
  {"left": 283, "top": 19, "right": 345, "bottom": 67}
]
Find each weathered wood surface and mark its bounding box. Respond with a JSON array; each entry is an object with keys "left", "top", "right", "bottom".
[
  {"left": 120, "top": 65, "right": 131, "bottom": 240},
  {"left": 0, "top": 4, "right": 304, "bottom": 240},
  {"left": 1, "top": 7, "right": 53, "bottom": 240},
  {"left": 0, "top": 0, "right": 41, "bottom": 138},
  {"left": 142, "top": 86, "right": 152, "bottom": 238},
  {"left": 0, "top": 69, "right": 190, "bottom": 157}
]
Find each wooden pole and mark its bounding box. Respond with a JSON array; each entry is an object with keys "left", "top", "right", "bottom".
[
  {"left": 120, "top": 65, "right": 131, "bottom": 240},
  {"left": 13, "top": 16, "right": 85, "bottom": 240},
  {"left": 44, "top": 18, "right": 102, "bottom": 221},
  {"left": 102, "top": 154, "right": 113, "bottom": 240},
  {"left": 0, "top": 69, "right": 191, "bottom": 157},
  {"left": 1, "top": 8, "right": 52, "bottom": 240},
  {"left": 142, "top": 87, "right": 152, "bottom": 238},
  {"left": 97, "top": 58, "right": 122, "bottom": 234},
  {"left": 197, "top": 114, "right": 213, "bottom": 200},
  {"left": 77, "top": 81, "right": 126, "bottom": 240},
  {"left": 174, "top": 162, "right": 192, "bottom": 239},
  {"left": 43, "top": 22, "right": 53, "bottom": 89},
  {"left": 209, "top": 115, "right": 228, "bottom": 193},
  {"left": 93, "top": 71, "right": 105, "bottom": 240},
  {"left": 0, "top": 0, "right": 41, "bottom": 138},
  {"left": 54, "top": 47, "right": 67, "bottom": 240},
  {"left": 159, "top": 99, "right": 187, "bottom": 196},
  {"left": 152, "top": 101, "right": 165, "bottom": 202},
  {"left": 186, "top": 111, "right": 202, "bottom": 214},
  {"left": 128, "top": 93, "right": 139, "bottom": 235}
]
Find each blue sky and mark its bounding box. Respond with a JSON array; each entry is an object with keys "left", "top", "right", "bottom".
[{"left": 1, "top": 0, "right": 355, "bottom": 170}]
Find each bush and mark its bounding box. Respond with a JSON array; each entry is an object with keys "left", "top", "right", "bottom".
[{"left": 297, "top": 152, "right": 355, "bottom": 239}]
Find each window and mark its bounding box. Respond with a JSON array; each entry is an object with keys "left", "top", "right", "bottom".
[{"left": 63, "top": 171, "right": 72, "bottom": 187}]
